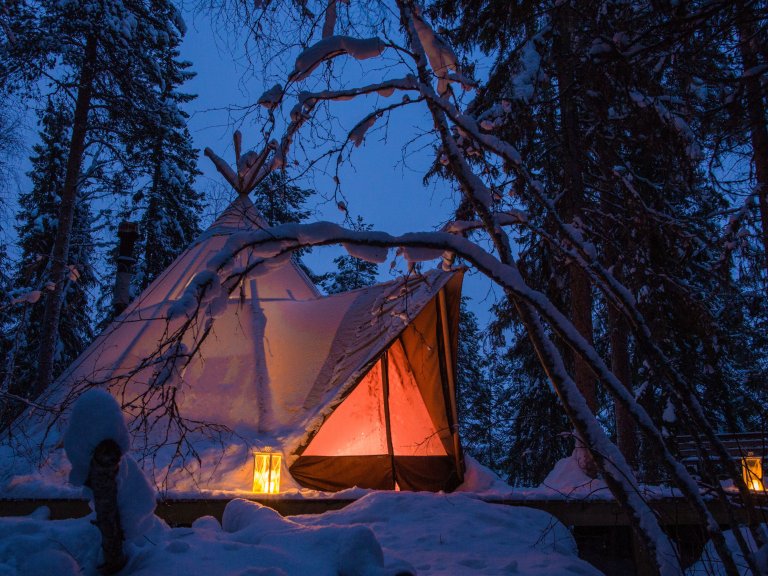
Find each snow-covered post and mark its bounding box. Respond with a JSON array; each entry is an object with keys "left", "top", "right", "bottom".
[
  {"left": 87, "top": 438, "right": 126, "bottom": 574},
  {"left": 63, "top": 389, "right": 157, "bottom": 575},
  {"left": 64, "top": 390, "right": 129, "bottom": 573}
]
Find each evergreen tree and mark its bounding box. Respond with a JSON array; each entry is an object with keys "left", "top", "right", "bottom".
[
  {"left": 1, "top": 100, "right": 95, "bottom": 413},
  {"left": 455, "top": 298, "right": 512, "bottom": 475},
  {"left": 1, "top": 0, "right": 194, "bottom": 399},
  {"left": 481, "top": 298, "right": 572, "bottom": 486},
  {"left": 251, "top": 171, "right": 313, "bottom": 227},
  {"left": 0, "top": 93, "right": 20, "bottom": 388},
  {"left": 0, "top": 93, "right": 21, "bottom": 207},
  {"left": 0, "top": 243, "right": 12, "bottom": 392},
  {"left": 131, "top": 37, "right": 202, "bottom": 292},
  {"left": 250, "top": 171, "right": 325, "bottom": 284}
]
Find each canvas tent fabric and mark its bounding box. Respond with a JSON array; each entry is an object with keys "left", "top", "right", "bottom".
[{"left": 4, "top": 195, "right": 464, "bottom": 494}]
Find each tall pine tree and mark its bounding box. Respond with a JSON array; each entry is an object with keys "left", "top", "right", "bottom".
[
  {"left": 1, "top": 0, "right": 196, "bottom": 399},
  {"left": 131, "top": 32, "right": 202, "bottom": 292},
  {"left": 251, "top": 171, "right": 313, "bottom": 227},
  {"left": 1, "top": 99, "right": 95, "bottom": 417},
  {"left": 250, "top": 171, "right": 328, "bottom": 285}
]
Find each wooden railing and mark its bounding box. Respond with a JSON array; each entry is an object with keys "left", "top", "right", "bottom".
[{"left": 677, "top": 431, "right": 767, "bottom": 463}]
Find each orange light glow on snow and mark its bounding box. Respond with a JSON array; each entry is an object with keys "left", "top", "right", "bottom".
[{"left": 253, "top": 451, "right": 281, "bottom": 494}]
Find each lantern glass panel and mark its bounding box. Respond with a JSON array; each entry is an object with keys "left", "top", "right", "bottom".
[
  {"left": 742, "top": 456, "right": 764, "bottom": 492},
  {"left": 253, "top": 452, "right": 282, "bottom": 494}
]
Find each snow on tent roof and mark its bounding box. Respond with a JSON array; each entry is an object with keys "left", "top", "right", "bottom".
[{"left": 3, "top": 195, "right": 464, "bottom": 495}]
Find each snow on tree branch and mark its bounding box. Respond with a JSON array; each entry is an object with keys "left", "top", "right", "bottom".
[
  {"left": 348, "top": 112, "right": 378, "bottom": 147},
  {"left": 258, "top": 83, "right": 284, "bottom": 109},
  {"left": 628, "top": 90, "right": 702, "bottom": 160},
  {"left": 290, "top": 35, "right": 386, "bottom": 82},
  {"left": 442, "top": 211, "right": 529, "bottom": 235},
  {"left": 342, "top": 242, "right": 387, "bottom": 263},
  {"left": 9, "top": 290, "right": 42, "bottom": 305},
  {"left": 306, "top": 76, "right": 419, "bottom": 99},
  {"left": 321, "top": 0, "right": 348, "bottom": 39},
  {"left": 409, "top": 5, "right": 459, "bottom": 96}
]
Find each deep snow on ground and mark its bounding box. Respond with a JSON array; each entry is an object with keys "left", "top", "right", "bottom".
[
  {"left": 686, "top": 524, "right": 768, "bottom": 576},
  {"left": 0, "top": 492, "right": 603, "bottom": 576}
]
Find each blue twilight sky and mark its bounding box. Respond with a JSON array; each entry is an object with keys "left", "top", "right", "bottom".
[{"left": 179, "top": 8, "right": 502, "bottom": 318}]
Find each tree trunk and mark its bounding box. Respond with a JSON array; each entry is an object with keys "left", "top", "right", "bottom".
[
  {"left": 552, "top": 2, "right": 598, "bottom": 477},
  {"left": 609, "top": 302, "right": 637, "bottom": 469},
  {"left": 597, "top": 157, "right": 637, "bottom": 469},
  {"left": 34, "top": 33, "right": 97, "bottom": 399},
  {"left": 143, "top": 141, "right": 162, "bottom": 290},
  {"left": 736, "top": 0, "right": 768, "bottom": 292}
]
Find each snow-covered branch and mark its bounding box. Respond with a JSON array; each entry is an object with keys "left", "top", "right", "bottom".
[
  {"left": 179, "top": 213, "right": 706, "bottom": 572},
  {"left": 290, "top": 35, "right": 386, "bottom": 81}
]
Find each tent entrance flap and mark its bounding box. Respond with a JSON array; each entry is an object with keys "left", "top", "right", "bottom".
[
  {"left": 290, "top": 455, "right": 394, "bottom": 491},
  {"left": 291, "top": 322, "right": 459, "bottom": 491}
]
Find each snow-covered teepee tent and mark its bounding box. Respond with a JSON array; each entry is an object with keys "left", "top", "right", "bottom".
[{"left": 5, "top": 193, "right": 465, "bottom": 494}]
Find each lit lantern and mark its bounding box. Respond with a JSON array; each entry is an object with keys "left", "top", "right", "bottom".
[
  {"left": 742, "top": 455, "right": 764, "bottom": 492},
  {"left": 253, "top": 451, "right": 282, "bottom": 494}
]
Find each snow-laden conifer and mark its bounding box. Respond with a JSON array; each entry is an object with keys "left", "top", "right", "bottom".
[
  {"left": 1, "top": 100, "right": 94, "bottom": 424},
  {"left": 1, "top": 0, "right": 198, "bottom": 401}
]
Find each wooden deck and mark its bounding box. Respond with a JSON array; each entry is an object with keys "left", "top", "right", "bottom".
[
  {"left": 2, "top": 494, "right": 766, "bottom": 576},
  {"left": 0, "top": 496, "right": 358, "bottom": 523},
  {"left": 487, "top": 494, "right": 767, "bottom": 526},
  {"left": 2, "top": 493, "right": 764, "bottom": 525}
]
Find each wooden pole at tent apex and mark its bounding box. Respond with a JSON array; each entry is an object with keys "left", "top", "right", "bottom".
[{"left": 203, "top": 131, "right": 277, "bottom": 196}]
